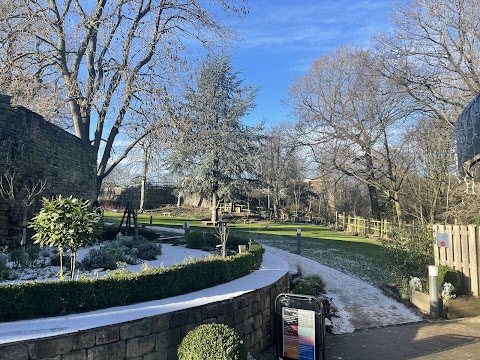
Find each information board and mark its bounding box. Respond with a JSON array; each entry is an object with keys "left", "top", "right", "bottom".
[
  {"left": 282, "top": 307, "right": 316, "bottom": 359},
  {"left": 275, "top": 293, "right": 325, "bottom": 360}
]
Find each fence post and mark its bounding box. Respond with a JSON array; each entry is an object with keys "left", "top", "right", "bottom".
[
  {"left": 477, "top": 225, "right": 480, "bottom": 298},
  {"left": 468, "top": 225, "right": 478, "bottom": 297}
]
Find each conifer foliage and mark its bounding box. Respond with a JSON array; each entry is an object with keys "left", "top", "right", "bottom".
[{"left": 169, "top": 55, "right": 261, "bottom": 222}]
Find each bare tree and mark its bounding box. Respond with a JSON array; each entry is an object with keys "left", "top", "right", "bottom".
[
  {"left": 402, "top": 117, "right": 457, "bottom": 224},
  {"left": 257, "top": 127, "right": 303, "bottom": 218},
  {"left": 376, "top": 0, "right": 480, "bottom": 127},
  {"left": 0, "top": 0, "right": 248, "bottom": 196},
  {"left": 289, "top": 46, "right": 413, "bottom": 222}
]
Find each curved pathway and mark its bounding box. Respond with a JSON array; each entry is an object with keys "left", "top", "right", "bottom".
[{"left": 262, "top": 244, "right": 422, "bottom": 334}]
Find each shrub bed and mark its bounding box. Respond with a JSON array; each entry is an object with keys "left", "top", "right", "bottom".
[{"left": 0, "top": 244, "right": 264, "bottom": 321}]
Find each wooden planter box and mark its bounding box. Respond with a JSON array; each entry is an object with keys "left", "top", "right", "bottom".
[
  {"left": 410, "top": 289, "right": 436, "bottom": 315},
  {"left": 443, "top": 296, "right": 480, "bottom": 319},
  {"left": 410, "top": 289, "right": 480, "bottom": 319}
]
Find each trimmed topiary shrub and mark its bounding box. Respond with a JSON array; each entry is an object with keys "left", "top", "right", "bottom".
[{"left": 177, "top": 323, "right": 247, "bottom": 360}]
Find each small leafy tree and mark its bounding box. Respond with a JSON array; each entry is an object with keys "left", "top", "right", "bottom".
[{"left": 30, "top": 195, "right": 101, "bottom": 280}]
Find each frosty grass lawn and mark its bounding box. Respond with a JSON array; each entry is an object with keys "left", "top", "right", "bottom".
[
  {"left": 104, "top": 211, "right": 387, "bottom": 288},
  {"left": 236, "top": 223, "right": 387, "bottom": 288}
]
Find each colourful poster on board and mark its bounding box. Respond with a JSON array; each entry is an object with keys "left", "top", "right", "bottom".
[{"left": 282, "top": 307, "right": 316, "bottom": 360}]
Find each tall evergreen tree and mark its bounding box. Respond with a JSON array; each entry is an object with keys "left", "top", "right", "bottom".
[{"left": 169, "top": 55, "right": 260, "bottom": 223}]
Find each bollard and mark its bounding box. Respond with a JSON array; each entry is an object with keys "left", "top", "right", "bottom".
[
  {"left": 149, "top": 215, "right": 153, "bottom": 225},
  {"left": 297, "top": 229, "right": 301, "bottom": 255},
  {"left": 429, "top": 265, "right": 439, "bottom": 319},
  {"left": 183, "top": 221, "right": 190, "bottom": 235}
]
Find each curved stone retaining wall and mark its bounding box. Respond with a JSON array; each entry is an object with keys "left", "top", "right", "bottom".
[{"left": 0, "top": 273, "right": 288, "bottom": 360}]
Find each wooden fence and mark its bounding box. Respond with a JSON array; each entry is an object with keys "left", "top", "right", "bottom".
[
  {"left": 335, "top": 213, "right": 399, "bottom": 239},
  {"left": 335, "top": 214, "right": 480, "bottom": 296},
  {"left": 434, "top": 224, "right": 480, "bottom": 297}
]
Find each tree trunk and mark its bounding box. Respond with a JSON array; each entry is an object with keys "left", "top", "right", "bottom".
[
  {"left": 59, "top": 247, "right": 64, "bottom": 281},
  {"left": 176, "top": 192, "right": 182, "bottom": 207},
  {"left": 392, "top": 190, "right": 403, "bottom": 226},
  {"left": 267, "top": 188, "right": 271, "bottom": 209},
  {"left": 368, "top": 184, "right": 381, "bottom": 220},
  {"left": 211, "top": 193, "right": 218, "bottom": 223},
  {"left": 95, "top": 179, "right": 102, "bottom": 200},
  {"left": 365, "top": 152, "right": 381, "bottom": 219},
  {"left": 70, "top": 252, "right": 76, "bottom": 280},
  {"left": 273, "top": 189, "right": 280, "bottom": 218},
  {"left": 139, "top": 148, "right": 149, "bottom": 213}
]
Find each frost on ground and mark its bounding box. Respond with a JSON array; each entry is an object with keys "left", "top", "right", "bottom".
[
  {"left": 261, "top": 244, "right": 422, "bottom": 334},
  {"left": 1, "top": 243, "right": 209, "bottom": 284}
]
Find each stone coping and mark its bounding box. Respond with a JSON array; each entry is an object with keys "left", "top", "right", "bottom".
[{"left": 0, "top": 251, "right": 288, "bottom": 344}]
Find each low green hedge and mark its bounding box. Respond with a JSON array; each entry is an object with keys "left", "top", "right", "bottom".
[{"left": 0, "top": 244, "right": 264, "bottom": 321}]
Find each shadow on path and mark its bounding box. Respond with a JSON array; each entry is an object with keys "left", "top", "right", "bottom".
[{"left": 327, "top": 317, "right": 480, "bottom": 360}]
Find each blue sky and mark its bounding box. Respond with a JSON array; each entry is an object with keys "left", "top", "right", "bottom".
[{"left": 226, "top": 0, "right": 395, "bottom": 127}]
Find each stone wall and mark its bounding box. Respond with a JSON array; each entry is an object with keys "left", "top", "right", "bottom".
[
  {"left": 100, "top": 184, "right": 177, "bottom": 210},
  {"left": 0, "top": 273, "right": 289, "bottom": 360},
  {"left": 0, "top": 94, "right": 96, "bottom": 246}
]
